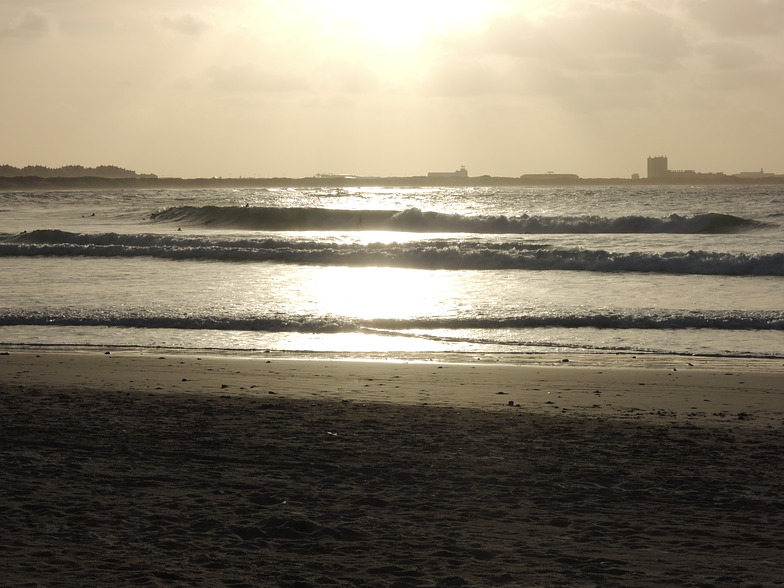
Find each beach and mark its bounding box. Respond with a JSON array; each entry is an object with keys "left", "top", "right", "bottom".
[{"left": 1, "top": 350, "right": 782, "bottom": 587}]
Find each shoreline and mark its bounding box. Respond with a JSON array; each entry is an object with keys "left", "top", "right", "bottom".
[
  {"left": 3, "top": 341, "right": 783, "bottom": 367},
  {"left": 2, "top": 348, "right": 782, "bottom": 426}
]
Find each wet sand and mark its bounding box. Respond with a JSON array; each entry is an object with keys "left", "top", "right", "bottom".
[{"left": 1, "top": 350, "right": 782, "bottom": 586}]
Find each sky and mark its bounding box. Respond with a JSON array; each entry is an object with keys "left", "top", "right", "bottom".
[{"left": 1, "top": 0, "right": 783, "bottom": 179}]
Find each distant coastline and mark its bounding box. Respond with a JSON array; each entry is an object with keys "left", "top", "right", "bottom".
[{"left": 2, "top": 174, "right": 784, "bottom": 190}]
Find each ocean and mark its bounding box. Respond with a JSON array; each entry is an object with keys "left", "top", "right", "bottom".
[{"left": 1, "top": 184, "right": 782, "bottom": 361}]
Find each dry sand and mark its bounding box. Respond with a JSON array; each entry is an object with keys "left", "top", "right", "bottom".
[{"left": 1, "top": 350, "right": 782, "bottom": 587}]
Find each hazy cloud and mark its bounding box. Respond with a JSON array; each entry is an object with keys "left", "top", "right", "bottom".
[
  {"left": 685, "top": 0, "right": 784, "bottom": 36},
  {"left": 427, "top": 1, "right": 691, "bottom": 109},
  {"left": 481, "top": 2, "right": 690, "bottom": 72},
  {"left": 427, "top": 58, "right": 505, "bottom": 96},
  {"left": 328, "top": 65, "right": 380, "bottom": 94},
  {"left": 161, "top": 14, "right": 211, "bottom": 36},
  {"left": 0, "top": 10, "right": 52, "bottom": 39},
  {"left": 697, "top": 41, "right": 766, "bottom": 71},
  {"left": 208, "top": 64, "right": 311, "bottom": 93}
]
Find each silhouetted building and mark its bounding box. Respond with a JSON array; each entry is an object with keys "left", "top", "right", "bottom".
[
  {"left": 647, "top": 156, "right": 669, "bottom": 179},
  {"left": 736, "top": 169, "right": 776, "bottom": 179},
  {"left": 428, "top": 166, "right": 468, "bottom": 178},
  {"left": 645, "top": 155, "right": 730, "bottom": 182},
  {"left": 314, "top": 173, "right": 357, "bottom": 179}
]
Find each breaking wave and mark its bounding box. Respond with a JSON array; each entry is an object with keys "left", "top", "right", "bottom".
[
  {"left": 3, "top": 230, "right": 783, "bottom": 275},
  {"left": 149, "top": 206, "right": 766, "bottom": 234},
  {"left": 1, "top": 309, "right": 781, "bottom": 332}
]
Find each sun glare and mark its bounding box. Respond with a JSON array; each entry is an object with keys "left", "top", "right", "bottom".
[
  {"left": 300, "top": 0, "right": 505, "bottom": 46},
  {"left": 309, "top": 267, "right": 457, "bottom": 321}
]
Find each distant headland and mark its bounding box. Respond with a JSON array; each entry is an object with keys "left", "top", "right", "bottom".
[
  {"left": 0, "top": 164, "right": 157, "bottom": 180},
  {"left": 1, "top": 160, "right": 783, "bottom": 190}
]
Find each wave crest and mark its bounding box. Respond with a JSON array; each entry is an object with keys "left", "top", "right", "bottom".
[
  {"left": 3, "top": 230, "right": 783, "bottom": 275},
  {"left": 148, "top": 206, "right": 766, "bottom": 234},
  {"left": 1, "top": 310, "right": 781, "bottom": 332}
]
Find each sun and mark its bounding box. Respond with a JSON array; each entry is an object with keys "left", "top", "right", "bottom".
[{"left": 299, "top": 0, "right": 507, "bottom": 47}]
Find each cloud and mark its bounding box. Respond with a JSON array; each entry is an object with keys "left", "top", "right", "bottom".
[
  {"left": 697, "top": 41, "right": 765, "bottom": 71},
  {"left": 691, "top": 41, "right": 784, "bottom": 97},
  {"left": 427, "top": 58, "right": 506, "bottom": 96},
  {"left": 424, "top": 0, "right": 784, "bottom": 116},
  {"left": 486, "top": 2, "right": 690, "bottom": 72},
  {"left": 327, "top": 65, "right": 380, "bottom": 94},
  {"left": 207, "top": 64, "right": 311, "bottom": 93},
  {"left": 424, "top": 1, "right": 692, "bottom": 109},
  {"left": 685, "top": 0, "right": 784, "bottom": 36},
  {"left": 161, "top": 14, "right": 211, "bottom": 36},
  {"left": 0, "top": 10, "right": 52, "bottom": 39}
]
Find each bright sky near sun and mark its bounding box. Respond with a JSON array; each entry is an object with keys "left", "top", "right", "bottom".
[{"left": 1, "top": 0, "right": 783, "bottom": 178}]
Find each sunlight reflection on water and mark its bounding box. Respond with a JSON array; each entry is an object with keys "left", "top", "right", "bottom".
[{"left": 304, "top": 266, "right": 460, "bottom": 321}]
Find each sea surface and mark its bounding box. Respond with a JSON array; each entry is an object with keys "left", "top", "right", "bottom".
[{"left": 1, "top": 185, "right": 782, "bottom": 361}]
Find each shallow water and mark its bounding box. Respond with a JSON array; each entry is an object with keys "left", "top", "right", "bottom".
[{"left": 1, "top": 185, "right": 782, "bottom": 358}]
